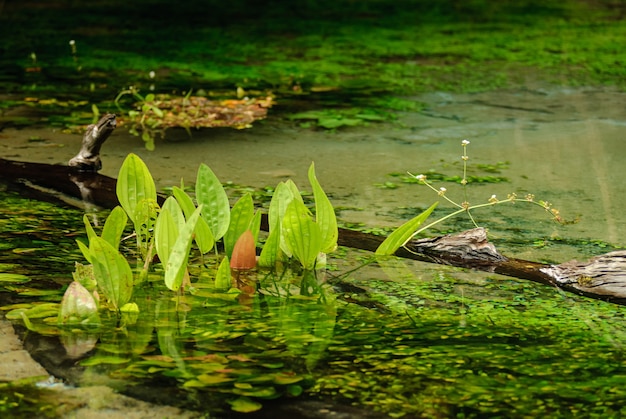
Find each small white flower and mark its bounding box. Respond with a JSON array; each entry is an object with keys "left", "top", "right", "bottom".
[
  {"left": 488, "top": 194, "right": 498, "bottom": 204},
  {"left": 462, "top": 139, "right": 470, "bottom": 146},
  {"left": 415, "top": 174, "right": 427, "bottom": 182},
  {"left": 149, "top": 71, "right": 156, "bottom": 79},
  {"left": 438, "top": 187, "right": 447, "bottom": 196},
  {"left": 69, "top": 40, "right": 75, "bottom": 46}
]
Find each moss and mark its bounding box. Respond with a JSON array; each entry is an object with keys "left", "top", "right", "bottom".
[{"left": 2, "top": 0, "right": 626, "bottom": 110}]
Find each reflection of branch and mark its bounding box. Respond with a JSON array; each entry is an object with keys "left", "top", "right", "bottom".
[{"left": 68, "top": 113, "right": 117, "bottom": 172}]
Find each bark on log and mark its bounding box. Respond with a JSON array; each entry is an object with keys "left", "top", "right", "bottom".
[
  {"left": 1, "top": 133, "right": 625, "bottom": 305},
  {"left": 68, "top": 113, "right": 117, "bottom": 172}
]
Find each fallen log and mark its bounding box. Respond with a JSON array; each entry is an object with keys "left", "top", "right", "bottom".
[{"left": 1, "top": 114, "right": 625, "bottom": 305}]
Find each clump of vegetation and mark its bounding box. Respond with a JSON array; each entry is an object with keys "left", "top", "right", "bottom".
[{"left": 114, "top": 87, "right": 273, "bottom": 149}]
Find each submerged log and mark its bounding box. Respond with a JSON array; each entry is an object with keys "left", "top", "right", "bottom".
[{"left": 1, "top": 125, "right": 625, "bottom": 305}]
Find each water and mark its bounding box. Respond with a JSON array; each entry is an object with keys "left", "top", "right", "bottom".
[
  {"left": 3, "top": 86, "right": 626, "bottom": 417},
  {"left": 2, "top": 184, "right": 626, "bottom": 417},
  {"left": 3, "top": 86, "right": 625, "bottom": 263}
]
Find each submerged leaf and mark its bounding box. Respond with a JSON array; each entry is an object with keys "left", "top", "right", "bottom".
[
  {"left": 229, "top": 397, "right": 262, "bottom": 413},
  {"left": 0, "top": 273, "right": 30, "bottom": 284}
]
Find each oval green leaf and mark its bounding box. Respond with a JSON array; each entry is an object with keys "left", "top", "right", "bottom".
[
  {"left": 101, "top": 206, "right": 128, "bottom": 250},
  {"left": 195, "top": 164, "right": 230, "bottom": 241},
  {"left": 155, "top": 209, "right": 178, "bottom": 267},
  {"left": 90, "top": 236, "right": 134, "bottom": 310},
  {"left": 164, "top": 205, "right": 202, "bottom": 291},
  {"left": 116, "top": 153, "right": 157, "bottom": 225},
  {"left": 282, "top": 200, "right": 322, "bottom": 270},
  {"left": 172, "top": 186, "right": 214, "bottom": 254}
]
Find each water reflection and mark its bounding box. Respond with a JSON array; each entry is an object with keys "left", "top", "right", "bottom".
[{"left": 48, "top": 266, "right": 340, "bottom": 413}]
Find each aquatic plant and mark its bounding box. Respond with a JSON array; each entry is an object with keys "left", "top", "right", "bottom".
[
  {"left": 67, "top": 153, "right": 337, "bottom": 315},
  {"left": 377, "top": 140, "right": 565, "bottom": 255},
  {"left": 114, "top": 87, "right": 273, "bottom": 150},
  {"left": 258, "top": 165, "right": 337, "bottom": 271}
]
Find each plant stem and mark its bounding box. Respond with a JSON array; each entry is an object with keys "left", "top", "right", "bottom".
[{"left": 403, "top": 197, "right": 552, "bottom": 246}]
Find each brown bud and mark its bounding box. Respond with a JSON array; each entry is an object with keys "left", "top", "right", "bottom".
[{"left": 230, "top": 230, "right": 257, "bottom": 270}]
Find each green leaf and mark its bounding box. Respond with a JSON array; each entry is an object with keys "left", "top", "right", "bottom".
[
  {"left": 72, "top": 262, "right": 97, "bottom": 291},
  {"left": 269, "top": 181, "right": 308, "bottom": 258},
  {"left": 224, "top": 193, "right": 255, "bottom": 258},
  {"left": 151, "top": 105, "right": 164, "bottom": 118},
  {"left": 101, "top": 206, "right": 128, "bottom": 250},
  {"left": 83, "top": 214, "right": 97, "bottom": 242},
  {"left": 155, "top": 198, "right": 185, "bottom": 267},
  {"left": 116, "top": 153, "right": 157, "bottom": 225},
  {"left": 76, "top": 239, "right": 92, "bottom": 264},
  {"left": 195, "top": 164, "right": 230, "bottom": 241},
  {"left": 90, "top": 237, "right": 134, "bottom": 310},
  {"left": 258, "top": 227, "right": 282, "bottom": 268},
  {"left": 215, "top": 256, "right": 232, "bottom": 291},
  {"left": 80, "top": 355, "right": 131, "bottom": 366},
  {"left": 375, "top": 202, "right": 439, "bottom": 256},
  {"left": 308, "top": 162, "right": 338, "bottom": 253},
  {"left": 161, "top": 196, "right": 186, "bottom": 230},
  {"left": 282, "top": 200, "right": 322, "bottom": 270},
  {"left": 155, "top": 209, "right": 178, "bottom": 268},
  {"left": 172, "top": 186, "right": 214, "bottom": 254},
  {"left": 269, "top": 180, "right": 305, "bottom": 231},
  {"left": 229, "top": 397, "right": 262, "bottom": 413},
  {"left": 164, "top": 206, "right": 202, "bottom": 291},
  {"left": 249, "top": 210, "right": 262, "bottom": 243},
  {"left": 142, "top": 132, "right": 155, "bottom": 151},
  {"left": 0, "top": 273, "right": 30, "bottom": 284}
]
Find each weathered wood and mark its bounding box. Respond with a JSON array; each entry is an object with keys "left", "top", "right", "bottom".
[
  {"left": 1, "top": 152, "right": 626, "bottom": 305},
  {"left": 68, "top": 113, "right": 117, "bottom": 172},
  {"left": 402, "top": 228, "right": 626, "bottom": 305},
  {"left": 540, "top": 251, "right": 626, "bottom": 299}
]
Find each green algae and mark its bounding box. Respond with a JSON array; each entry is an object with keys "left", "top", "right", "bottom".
[
  {"left": 3, "top": 188, "right": 626, "bottom": 417},
  {"left": 2, "top": 0, "right": 626, "bottom": 131}
]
